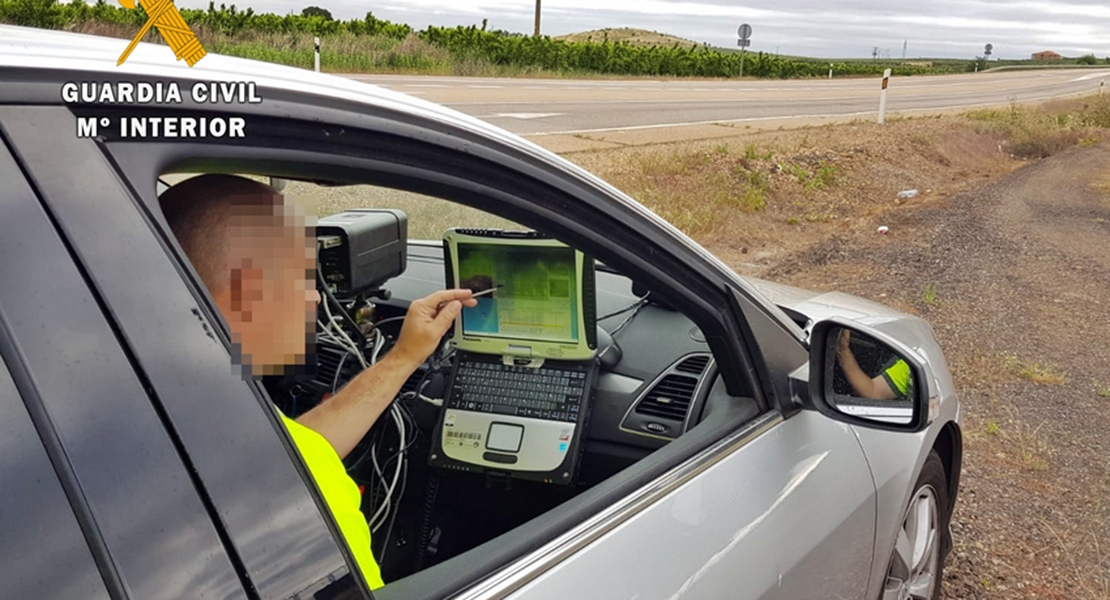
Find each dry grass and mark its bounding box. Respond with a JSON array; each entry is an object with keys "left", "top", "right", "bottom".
[
  {"left": 290, "top": 183, "right": 516, "bottom": 240},
  {"left": 567, "top": 116, "right": 1020, "bottom": 271},
  {"left": 1003, "top": 355, "right": 1069, "bottom": 385},
  {"left": 966, "top": 97, "right": 1110, "bottom": 159},
  {"left": 967, "top": 403, "right": 1054, "bottom": 472}
]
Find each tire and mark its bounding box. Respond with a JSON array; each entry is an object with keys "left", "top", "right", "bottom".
[{"left": 882, "top": 451, "right": 950, "bottom": 600}]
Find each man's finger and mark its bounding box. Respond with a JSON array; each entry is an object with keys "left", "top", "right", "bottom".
[{"left": 433, "top": 300, "right": 462, "bottom": 330}]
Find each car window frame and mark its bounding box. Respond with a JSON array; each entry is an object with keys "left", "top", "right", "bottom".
[
  {"left": 0, "top": 139, "right": 117, "bottom": 600},
  {"left": 107, "top": 128, "right": 778, "bottom": 597}
]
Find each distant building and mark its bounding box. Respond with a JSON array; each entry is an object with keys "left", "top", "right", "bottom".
[{"left": 1032, "top": 51, "right": 1062, "bottom": 61}]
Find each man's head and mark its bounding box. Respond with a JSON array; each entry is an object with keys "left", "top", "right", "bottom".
[{"left": 160, "top": 174, "right": 319, "bottom": 376}]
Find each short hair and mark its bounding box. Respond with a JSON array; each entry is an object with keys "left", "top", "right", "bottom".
[{"left": 159, "top": 174, "right": 283, "bottom": 295}]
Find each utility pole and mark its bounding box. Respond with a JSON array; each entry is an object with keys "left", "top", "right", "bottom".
[
  {"left": 534, "top": 0, "right": 541, "bottom": 36},
  {"left": 902, "top": 39, "right": 907, "bottom": 59}
]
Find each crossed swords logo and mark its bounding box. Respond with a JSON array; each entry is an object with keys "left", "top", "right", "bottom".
[{"left": 117, "top": 0, "right": 206, "bottom": 67}]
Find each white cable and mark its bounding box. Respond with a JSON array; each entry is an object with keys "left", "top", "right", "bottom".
[
  {"left": 323, "top": 297, "right": 367, "bottom": 368},
  {"left": 370, "top": 406, "right": 405, "bottom": 531},
  {"left": 316, "top": 301, "right": 408, "bottom": 533},
  {"left": 370, "top": 332, "right": 385, "bottom": 365}
]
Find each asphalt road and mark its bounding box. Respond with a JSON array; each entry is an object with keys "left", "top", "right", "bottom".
[{"left": 345, "top": 69, "right": 1110, "bottom": 136}]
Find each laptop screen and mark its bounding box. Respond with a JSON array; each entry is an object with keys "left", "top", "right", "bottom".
[
  {"left": 457, "top": 243, "right": 579, "bottom": 344},
  {"left": 444, "top": 229, "right": 596, "bottom": 361}
]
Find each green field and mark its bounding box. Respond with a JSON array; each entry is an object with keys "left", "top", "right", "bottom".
[{"left": 3, "top": 1, "right": 1107, "bottom": 78}]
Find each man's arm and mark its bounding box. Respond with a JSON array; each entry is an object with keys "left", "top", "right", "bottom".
[
  {"left": 297, "top": 289, "right": 476, "bottom": 459},
  {"left": 835, "top": 330, "right": 897, "bottom": 401}
]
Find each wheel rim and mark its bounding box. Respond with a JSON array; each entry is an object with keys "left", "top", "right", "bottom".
[{"left": 883, "top": 485, "right": 940, "bottom": 600}]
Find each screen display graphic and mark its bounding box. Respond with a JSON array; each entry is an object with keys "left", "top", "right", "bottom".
[{"left": 457, "top": 243, "right": 579, "bottom": 344}]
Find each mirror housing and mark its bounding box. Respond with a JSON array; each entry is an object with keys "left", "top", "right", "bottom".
[{"left": 808, "top": 319, "right": 933, "bottom": 433}]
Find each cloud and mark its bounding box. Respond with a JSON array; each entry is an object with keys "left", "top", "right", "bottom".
[{"left": 177, "top": 0, "right": 1110, "bottom": 59}]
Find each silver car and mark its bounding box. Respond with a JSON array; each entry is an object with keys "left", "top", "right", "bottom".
[{"left": 0, "top": 26, "right": 960, "bottom": 600}]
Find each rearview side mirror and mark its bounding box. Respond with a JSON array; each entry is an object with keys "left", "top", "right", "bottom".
[{"left": 808, "top": 320, "right": 932, "bottom": 432}]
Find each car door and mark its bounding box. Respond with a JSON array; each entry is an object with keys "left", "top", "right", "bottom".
[
  {"left": 0, "top": 127, "right": 246, "bottom": 599},
  {"left": 464, "top": 398, "right": 877, "bottom": 600},
  {"left": 0, "top": 106, "right": 371, "bottom": 599}
]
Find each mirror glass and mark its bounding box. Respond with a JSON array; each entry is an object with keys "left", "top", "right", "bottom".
[{"left": 827, "top": 327, "right": 917, "bottom": 425}]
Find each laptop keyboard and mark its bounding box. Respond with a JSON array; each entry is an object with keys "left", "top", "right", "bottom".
[{"left": 447, "top": 358, "right": 587, "bottom": 423}]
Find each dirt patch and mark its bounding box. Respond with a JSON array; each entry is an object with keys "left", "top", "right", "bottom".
[{"left": 760, "top": 143, "right": 1110, "bottom": 599}]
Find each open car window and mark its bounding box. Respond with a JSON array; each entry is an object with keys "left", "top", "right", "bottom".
[{"left": 155, "top": 166, "right": 764, "bottom": 594}]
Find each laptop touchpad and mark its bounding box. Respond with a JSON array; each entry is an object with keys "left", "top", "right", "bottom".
[{"left": 487, "top": 422, "right": 524, "bottom": 453}]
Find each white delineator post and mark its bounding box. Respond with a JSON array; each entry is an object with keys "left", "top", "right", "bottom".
[
  {"left": 828, "top": 63, "right": 833, "bottom": 79},
  {"left": 314, "top": 37, "right": 320, "bottom": 72},
  {"left": 878, "top": 68, "right": 891, "bottom": 124}
]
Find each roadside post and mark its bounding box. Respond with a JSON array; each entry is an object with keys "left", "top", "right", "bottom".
[
  {"left": 1101, "top": 80, "right": 1105, "bottom": 97},
  {"left": 737, "top": 23, "right": 752, "bottom": 77},
  {"left": 878, "top": 68, "right": 891, "bottom": 124},
  {"left": 314, "top": 37, "right": 320, "bottom": 72},
  {"left": 829, "top": 63, "right": 833, "bottom": 79}
]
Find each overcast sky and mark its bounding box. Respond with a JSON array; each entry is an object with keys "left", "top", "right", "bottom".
[{"left": 178, "top": 0, "right": 1110, "bottom": 59}]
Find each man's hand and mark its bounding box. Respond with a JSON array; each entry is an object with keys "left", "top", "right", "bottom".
[
  {"left": 837, "top": 329, "right": 852, "bottom": 357},
  {"left": 390, "top": 289, "right": 477, "bottom": 369},
  {"left": 297, "top": 288, "right": 476, "bottom": 458}
]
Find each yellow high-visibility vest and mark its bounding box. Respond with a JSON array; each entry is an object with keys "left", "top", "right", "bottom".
[{"left": 280, "top": 412, "right": 385, "bottom": 590}]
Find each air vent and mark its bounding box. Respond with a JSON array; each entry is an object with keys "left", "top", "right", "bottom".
[
  {"left": 400, "top": 368, "right": 425, "bottom": 395},
  {"left": 635, "top": 374, "right": 699, "bottom": 421},
  {"left": 674, "top": 354, "right": 711, "bottom": 375},
  {"left": 316, "top": 346, "right": 356, "bottom": 389}
]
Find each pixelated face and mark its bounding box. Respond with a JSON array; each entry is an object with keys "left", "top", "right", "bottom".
[{"left": 226, "top": 195, "right": 319, "bottom": 377}]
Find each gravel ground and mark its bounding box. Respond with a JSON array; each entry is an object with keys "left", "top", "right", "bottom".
[{"left": 756, "top": 143, "right": 1110, "bottom": 599}]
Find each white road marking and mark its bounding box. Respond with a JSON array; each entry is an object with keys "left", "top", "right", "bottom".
[
  {"left": 525, "top": 91, "right": 1091, "bottom": 136},
  {"left": 526, "top": 111, "right": 874, "bottom": 135},
  {"left": 489, "top": 112, "right": 565, "bottom": 119}
]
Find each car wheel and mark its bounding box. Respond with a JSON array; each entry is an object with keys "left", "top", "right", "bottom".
[{"left": 882, "top": 451, "right": 949, "bottom": 600}]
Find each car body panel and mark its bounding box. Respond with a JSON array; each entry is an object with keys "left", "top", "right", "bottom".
[
  {"left": 743, "top": 278, "right": 962, "bottom": 599},
  {"left": 491, "top": 411, "right": 875, "bottom": 600}
]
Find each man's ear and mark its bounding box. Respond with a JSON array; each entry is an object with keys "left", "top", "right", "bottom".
[{"left": 229, "top": 266, "right": 265, "bottom": 323}]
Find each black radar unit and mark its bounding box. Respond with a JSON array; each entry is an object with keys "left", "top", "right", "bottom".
[{"left": 316, "top": 209, "right": 407, "bottom": 297}]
